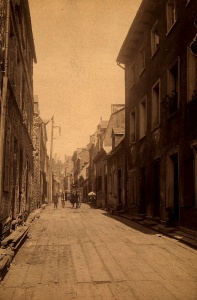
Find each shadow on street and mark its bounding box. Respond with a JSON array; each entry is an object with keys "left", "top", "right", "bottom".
[{"left": 101, "top": 211, "right": 162, "bottom": 236}]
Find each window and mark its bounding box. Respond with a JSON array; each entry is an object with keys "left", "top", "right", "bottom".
[
  {"left": 139, "top": 48, "right": 145, "bottom": 74},
  {"left": 166, "top": 0, "right": 177, "bottom": 32},
  {"left": 139, "top": 97, "right": 147, "bottom": 139},
  {"left": 104, "top": 164, "right": 107, "bottom": 175},
  {"left": 152, "top": 80, "right": 160, "bottom": 129},
  {"left": 151, "top": 21, "right": 159, "bottom": 56},
  {"left": 129, "top": 109, "right": 136, "bottom": 143},
  {"left": 167, "top": 59, "right": 179, "bottom": 115},
  {"left": 187, "top": 47, "right": 197, "bottom": 102}
]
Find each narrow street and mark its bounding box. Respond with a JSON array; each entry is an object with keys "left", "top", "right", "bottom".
[{"left": 0, "top": 202, "right": 197, "bottom": 300}]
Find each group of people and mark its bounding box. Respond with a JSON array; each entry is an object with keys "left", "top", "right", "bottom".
[
  {"left": 53, "top": 189, "right": 81, "bottom": 209},
  {"left": 70, "top": 190, "right": 81, "bottom": 209}
]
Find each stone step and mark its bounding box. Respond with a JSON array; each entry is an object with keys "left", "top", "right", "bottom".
[
  {"left": 157, "top": 224, "right": 178, "bottom": 234},
  {"left": 142, "top": 220, "right": 158, "bottom": 227},
  {"left": 1, "top": 226, "right": 28, "bottom": 248}
]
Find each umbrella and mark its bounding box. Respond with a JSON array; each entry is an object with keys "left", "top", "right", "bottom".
[{"left": 88, "top": 191, "right": 96, "bottom": 196}]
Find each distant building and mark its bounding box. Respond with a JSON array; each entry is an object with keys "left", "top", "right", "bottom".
[
  {"left": 32, "top": 100, "right": 48, "bottom": 209},
  {"left": 72, "top": 148, "right": 89, "bottom": 189},
  {"left": 93, "top": 106, "right": 125, "bottom": 208},
  {"left": 93, "top": 118, "right": 108, "bottom": 207},
  {"left": 117, "top": 0, "right": 197, "bottom": 230},
  {"left": 64, "top": 155, "right": 73, "bottom": 193},
  {"left": 87, "top": 132, "right": 97, "bottom": 193},
  {"left": 0, "top": 0, "right": 37, "bottom": 238},
  {"left": 106, "top": 131, "right": 125, "bottom": 211}
]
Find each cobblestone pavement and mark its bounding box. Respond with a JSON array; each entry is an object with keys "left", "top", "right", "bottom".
[{"left": 0, "top": 202, "right": 197, "bottom": 300}]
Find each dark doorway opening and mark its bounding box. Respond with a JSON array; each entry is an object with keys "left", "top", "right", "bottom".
[
  {"left": 152, "top": 160, "right": 160, "bottom": 218},
  {"left": 172, "top": 153, "right": 179, "bottom": 223},
  {"left": 139, "top": 166, "right": 146, "bottom": 214}
]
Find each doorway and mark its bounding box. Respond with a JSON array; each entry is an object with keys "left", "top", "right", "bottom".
[
  {"left": 139, "top": 166, "right": 146, "bottom": 214},
  {"left": 172, "top": 154, "right": 179, "bottom": 223},
  {"left": 152, "top": 160, "right": 160, "bottom": 218},
  {"left": 167, "top": 152, "right": 179, "bottom": 224}
]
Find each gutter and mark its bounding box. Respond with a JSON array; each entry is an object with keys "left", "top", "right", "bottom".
[{"left": 117, "top": 62, "right": 125, "bottom": 70}]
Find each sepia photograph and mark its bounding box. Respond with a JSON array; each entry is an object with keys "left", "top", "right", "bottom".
[{"left": 0, "top": 0, "right": 197, "bottom": 299}]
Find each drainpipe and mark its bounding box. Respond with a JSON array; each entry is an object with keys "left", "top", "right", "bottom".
[{"left": 0, "top": 0, "right": 10, "bottom": 212}]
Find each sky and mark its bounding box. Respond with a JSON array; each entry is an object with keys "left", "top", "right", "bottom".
[{"left": 28, "top": 0, "right": 142, "bottom": 160}]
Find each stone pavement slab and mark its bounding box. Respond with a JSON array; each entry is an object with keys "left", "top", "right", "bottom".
[{"left": 0, "top": 202, "right": 197, "bottom": 300}]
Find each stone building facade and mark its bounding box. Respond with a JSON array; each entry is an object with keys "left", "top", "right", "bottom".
[
  {"left": 72, "top": 148, "right": 89, "bottom": 189},
  {"left": 87, "top": 132, "right": 97, "bottom": 193},
  {"left": 32, "top": 100, "right": 48, "bottom": 209},
  {"left": 0, "top": 0, "right": 36, "bottom": 239},
  {"left": 117, "top": 0, "right": 197, "bottom": 230},
  {"left": 106, "top": 133, "right": 125, "bottom": 211},
  {"left": 93, "top": 106, "right": 125, "bottom": 208}
]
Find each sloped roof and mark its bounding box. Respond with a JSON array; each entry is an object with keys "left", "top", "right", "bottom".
[
  {"left": 103, "top": 107, "right": 125, "bottom": 149},
  {"left": 117, "top": 0, "right": 157, "bottom": 64}
]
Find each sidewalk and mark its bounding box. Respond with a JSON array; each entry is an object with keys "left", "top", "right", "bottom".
[
  {"left": 115, "top": 211, "right": 197, "bottom": 249},
  {"left": 0, "top": 205, "right": 47, "bottom": 281}
]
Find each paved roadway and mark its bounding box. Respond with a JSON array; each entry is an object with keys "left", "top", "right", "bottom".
[{"left": 0, "top": 202, "right": 197, "bottom": 300}]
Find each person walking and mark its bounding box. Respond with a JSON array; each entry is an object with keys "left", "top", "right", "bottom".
[
  {"left": 61, "top": 192, "right": 65, "bottom": 208},
  {"left": 89, "top": 195, "right": 96, "bottom": 209},
  {"left": 70, "top": 190, "right": 78, "bottom": 208},
  {"left": 77, "top": 191, "right": 81, "bottom": 208},
  {"left": 53, "top": 193, "right": 58, "bottom": 209}
]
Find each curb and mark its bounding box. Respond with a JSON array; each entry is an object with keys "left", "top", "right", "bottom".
[
  {"left": 0, "top": 205, "right": 47, "bottom": 282},
  {"left": 116, "top": 213, "right": 197, "bottom": 250}
]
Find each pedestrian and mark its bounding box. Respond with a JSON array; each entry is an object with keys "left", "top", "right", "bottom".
[
  {"left": 77, "top": 191, "right": 81, "bottom": 208},
  {"left": 61, "top": 192, "right": 65, "bottom": 208},
  {"left": 65, "top": 191, "right": 67, "bottom": 201},
  {"left": 89, "top": 195, "right": 96, "bottom": 209},
  {"left": 53, "top": 193, "right": 58, "bottom": 209},
  {"left": 70, "top": 190, "right": 78, "bottom": 208}
]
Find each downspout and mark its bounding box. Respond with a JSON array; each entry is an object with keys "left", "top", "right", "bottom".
[
  {"left": 117, "top": 61, "right": 128, "bottom": 210},
  {"left": 0, "top": 0, "right": 10, "bottom": 211}
]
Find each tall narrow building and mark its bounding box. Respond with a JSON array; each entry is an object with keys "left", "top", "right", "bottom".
[
  {"left": 117, "top": 0, "right": 197, "bottom": 231},
  {"left": 0, "top": 0, "right": 36, "bottom": 239}
]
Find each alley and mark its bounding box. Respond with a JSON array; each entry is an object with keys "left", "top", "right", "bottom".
[{"left": 0, "top": 203, "right": 197, "bottom": 300}]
